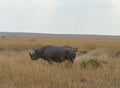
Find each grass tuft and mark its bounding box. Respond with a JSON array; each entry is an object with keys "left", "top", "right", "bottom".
[{"left": 80, "top": 59, "right": 101, "bottom": 69}]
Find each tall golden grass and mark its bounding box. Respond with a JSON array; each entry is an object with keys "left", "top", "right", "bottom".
[{"left": 0, "top": 37, "right": 120, "bottom": 88}]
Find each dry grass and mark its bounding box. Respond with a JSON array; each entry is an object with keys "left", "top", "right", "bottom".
[
  {"left": 1, "top": 37, "right": 120, "bottom": 49},
  {"left": 0, "top": 37, "right": 120, "bottom": 88}
]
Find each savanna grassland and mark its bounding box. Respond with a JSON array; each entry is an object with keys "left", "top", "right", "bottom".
[{"left": 0, "top": 36, "right": 120, "bottom": 88}]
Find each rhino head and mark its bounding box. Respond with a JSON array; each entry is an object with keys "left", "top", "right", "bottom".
[
  {"left": 29, "top": 51, "right": 39, "bottom": 60},
  {"left": 29, "top": 48, "right": 42, "bottom": 60}
]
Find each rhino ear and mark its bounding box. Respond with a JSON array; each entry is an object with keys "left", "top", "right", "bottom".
[
  {"left": 74, "top": 48, "right": 78, "bottom": 52},
  {"left": 33, "top": 48, "right": 37, "bottom": 53}
]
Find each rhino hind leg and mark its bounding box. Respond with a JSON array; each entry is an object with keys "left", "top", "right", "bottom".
[
  {"left": 69, "top": 59, "right": 74, "bottom": 64},
  {"left": 47, "top": 58, "right": 53, "bottom": 64},
  {"left": 65, "top": 55, "right": 74, "bottom": 64}
]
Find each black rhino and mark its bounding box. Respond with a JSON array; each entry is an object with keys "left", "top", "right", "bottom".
[{"left": 29, "top": 45, "right": 78, "bottom": 64}]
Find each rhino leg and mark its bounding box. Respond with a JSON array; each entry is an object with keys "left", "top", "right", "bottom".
[
  {"left": 69, "top": 59, "right": 74, "bottom": 64},
  {"left": 47, "top": 58, "right": 53, "bottom": 64}
]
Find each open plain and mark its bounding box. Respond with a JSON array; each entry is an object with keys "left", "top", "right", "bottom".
[{"left": 0, "top": 34, "right": 120, "bottom": 88}]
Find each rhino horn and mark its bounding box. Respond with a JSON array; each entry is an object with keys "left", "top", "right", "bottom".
[{"left": 29, "top": 52, "right": 32, "bottom": 56}]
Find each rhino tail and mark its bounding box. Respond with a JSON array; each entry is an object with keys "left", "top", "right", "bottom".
[{"left": 74, "top": 48, "right": 78, "bottom": 52}]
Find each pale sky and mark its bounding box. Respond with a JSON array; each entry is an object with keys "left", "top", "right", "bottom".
[{"left": 0, "top": 0, "right": 120, "bottom": 35}]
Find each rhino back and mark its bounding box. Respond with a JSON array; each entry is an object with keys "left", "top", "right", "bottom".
[{"left": 36, "top": 45, "right": 76, "bottom": 59}]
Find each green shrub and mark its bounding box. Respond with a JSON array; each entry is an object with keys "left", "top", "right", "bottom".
[
  {"left": 80, "top": 59, "right": 101, "bottom": 69},
  {"left": 80, "top": 61, "right": 88, "bottom": 68}
]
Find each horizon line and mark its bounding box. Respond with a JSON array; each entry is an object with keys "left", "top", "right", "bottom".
[{"left": 0, "top": 31, "right": 120, "bottom": 37}]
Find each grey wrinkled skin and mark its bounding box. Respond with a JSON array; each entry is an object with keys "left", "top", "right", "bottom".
[{"left": 29, "top": 45, "right": 78, "bottom": 64}]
